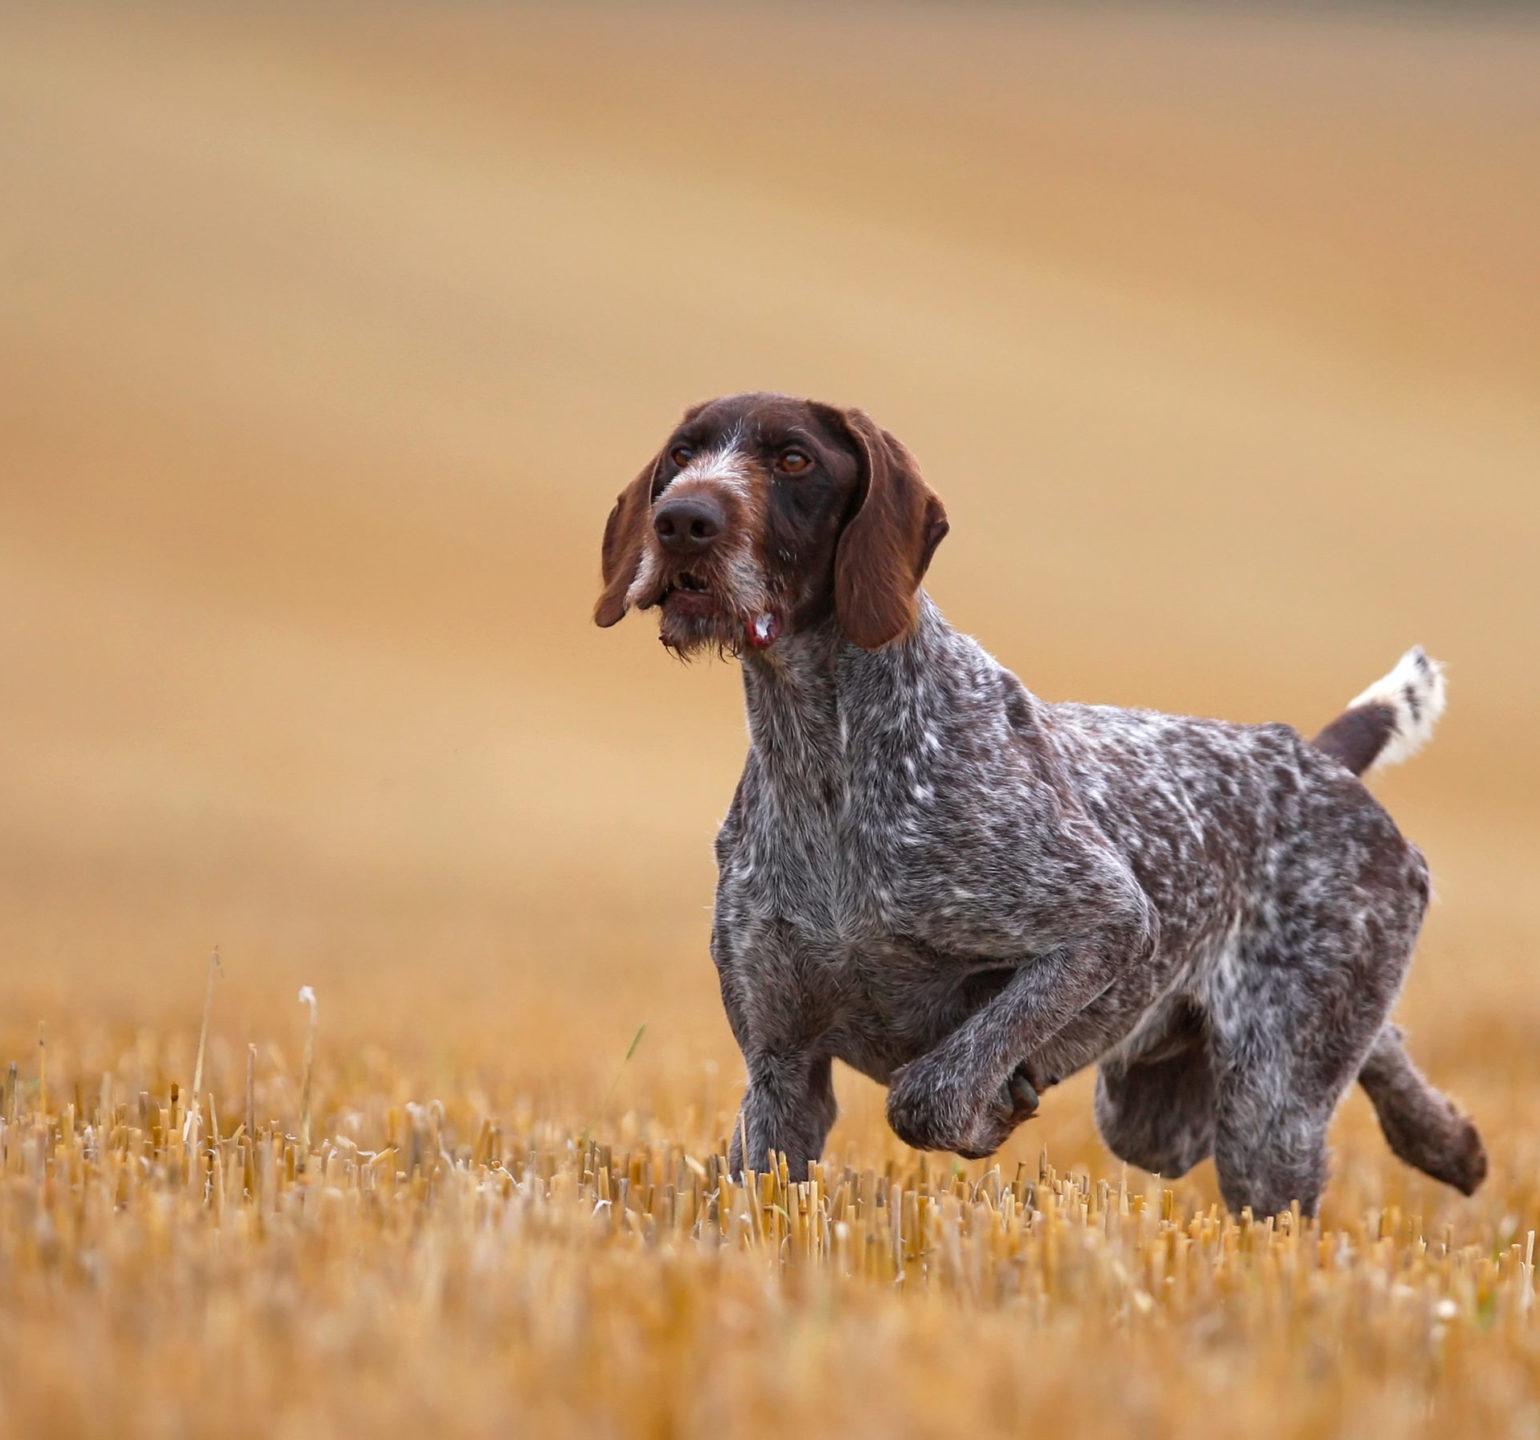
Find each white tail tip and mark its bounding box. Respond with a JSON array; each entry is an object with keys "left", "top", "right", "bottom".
[{"left": 1346, "top": 646, "right": 1447, "bottom": 771}]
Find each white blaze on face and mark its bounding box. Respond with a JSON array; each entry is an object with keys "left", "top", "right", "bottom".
[
  {"left": 623, "top": 437, "right": 768, "bottom": 616},
  {"left": 659, "top": 439, "right": 752, "bottom": 502}
]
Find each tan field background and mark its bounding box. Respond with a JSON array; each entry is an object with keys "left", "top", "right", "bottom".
[{"left": 3, "top": 3, "right": 1539, "bottom": 1436}]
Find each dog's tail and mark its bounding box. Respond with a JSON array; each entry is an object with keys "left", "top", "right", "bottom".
[
  {"left": 1358, "top": 1025, "right": 1487, "bottom": 1194},
  {"left": 1311, "top": 647, "right": 1446, "bottom": 777}
]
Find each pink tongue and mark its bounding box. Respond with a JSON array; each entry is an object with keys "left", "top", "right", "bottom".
[{"left": 746, "top": 612, "right": 781, "bottom": 649}]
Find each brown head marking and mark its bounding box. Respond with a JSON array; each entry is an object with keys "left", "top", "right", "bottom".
[
  {"left": 829, "top": 409, "right": 949, "bottom": 650},
  {"left": 594, "top": 394, "right": 947, "bottom": 656}
]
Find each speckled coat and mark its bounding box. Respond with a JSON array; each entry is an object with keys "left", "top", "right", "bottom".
[
  {"left": 596, "top": 393, "right": 1485, "bottom": 1218},
  {"left": 711, "top": 601, "right": 1482, "bottom": 1216}
]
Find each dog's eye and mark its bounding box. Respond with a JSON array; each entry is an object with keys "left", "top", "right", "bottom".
[
  {"left": 776, "top": 449, "right": 811, "bottom": 475},
  {"left": 669, "top": 445, "right": 694, "bottom": 468}
]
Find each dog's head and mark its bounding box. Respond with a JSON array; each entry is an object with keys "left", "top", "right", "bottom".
[{"left": 593, "top": 393, "right": 948, "bottom": 658}]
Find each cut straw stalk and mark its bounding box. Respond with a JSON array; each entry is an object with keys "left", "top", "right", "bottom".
[
  {"left": 245, "top": 1043, "right": 256, "bottom": 1140},
  {"left": 297, "top": 986, "right": 318, "bottom": 1156},
  {"left": 184, "top": 949, "right": 221, "bottom": 1146}
]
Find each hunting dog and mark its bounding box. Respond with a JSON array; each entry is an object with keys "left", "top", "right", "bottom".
[{"left": 594, "top": 392, "right": 1486, "bottom": 1216}]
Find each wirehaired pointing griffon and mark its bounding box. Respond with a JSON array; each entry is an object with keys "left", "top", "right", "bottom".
[{"left": 594, "top": 392, "right": 1486, "bottom": 1217}]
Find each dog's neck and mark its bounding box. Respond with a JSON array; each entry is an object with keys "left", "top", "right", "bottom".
[{"left": 738, "top": 594, "right": 999, "bottom": 789}]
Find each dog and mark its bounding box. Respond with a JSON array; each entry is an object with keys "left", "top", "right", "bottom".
[{"left": 594, "top": 392, "right": 1486, "bottom": 1216}]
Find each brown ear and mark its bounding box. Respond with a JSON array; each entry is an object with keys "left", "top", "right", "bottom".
[
  {"left": 593, "top": 456, "right": 658, "bottom": 628},
  {"left": 596, "top": 404, "right": 711, "bottom": 628},
  {"left": 831, "top": 410, "right": 948, "bottom": 649}
]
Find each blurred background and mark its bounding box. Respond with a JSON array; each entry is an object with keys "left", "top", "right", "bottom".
[{"left": 3, "top": 2, "right": 1537, "bottom": 1187}]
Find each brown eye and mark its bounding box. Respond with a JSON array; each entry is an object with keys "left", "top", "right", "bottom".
[
  {"left": 670, "top": 445, "right": 694, "bottom": 468},
  {"left": 777, "top": 449, "right": 811, "bottom": 475}
]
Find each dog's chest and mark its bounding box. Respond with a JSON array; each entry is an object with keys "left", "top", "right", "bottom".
[
  {"left": 711, "top": 870, "right": 977, "bottom": 1078},
  {"left": 712, "top": 750, "right": 1035, "bottom": 1063},
  {"left": 718, "top": 744, "right": 970, "bottom": 938},
  {"left": 720, "top": 724, "right": 1079, "bottom": 958}
]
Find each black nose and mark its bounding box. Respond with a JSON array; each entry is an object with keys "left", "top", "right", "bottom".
[{"left": 653, "top": 495, "right": 725, "bottom": 556}]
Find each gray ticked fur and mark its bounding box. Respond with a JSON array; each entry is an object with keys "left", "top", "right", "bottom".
[{"left": 711, "top": 597, "right": 1486, "bottom": 1216}]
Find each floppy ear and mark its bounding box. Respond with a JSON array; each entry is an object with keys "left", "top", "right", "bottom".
[
  {"left": 593, "top": 455, "right": 659, "bottom": 628},
  {"left": 596, "top": 404, "right": 712, "bottom": 628},
  {"left": 831, "top": 409, "right": 949, "bottom": 649}
]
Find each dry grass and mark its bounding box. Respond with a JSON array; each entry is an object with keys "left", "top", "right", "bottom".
[{"left": 0, "top": 992, "right": 1537, "bottom": 1440}]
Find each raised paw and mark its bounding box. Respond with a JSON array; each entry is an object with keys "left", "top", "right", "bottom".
[
  {"left": 886, "top": 1060, "right": 984, "bottom": 1155},
  {"left": 957, "top": 1070, "right": 1041, "bottom": 1159},
  {"left": 1448, "top": 1118, "right": 1489, "bottom": 1196},
  {"left": 887, "top": 1060, "right": 1039, "bottom": 1161},
  {"left": 1380, "top": 1105, "right": 1489, "bottom": 1197}
]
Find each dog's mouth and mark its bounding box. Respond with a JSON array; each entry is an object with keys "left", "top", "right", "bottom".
[
  {"left": 653, "top": 570, "right": 781, "bottom": 652},
  {"left": 659, "top": 571, "right": 714, "bottom": 608}
]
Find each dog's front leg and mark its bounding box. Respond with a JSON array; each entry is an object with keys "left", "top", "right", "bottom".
[
  {"left": 727, "top": 1052, "right": 836, "bottom": 1182},
  {"left": 887, "top": 915, "right": 1153, "bottom": 1159},
  {"left": 715, "top": 933, "right": 838, "bottom": 1182}
]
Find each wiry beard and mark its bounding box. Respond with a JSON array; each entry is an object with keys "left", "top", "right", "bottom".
[
  {"left": 627, "top": 544, "right": 780, "bottom": 661},
  {"left": 658, "top": 603, "right": 749, "bottom": 661}
]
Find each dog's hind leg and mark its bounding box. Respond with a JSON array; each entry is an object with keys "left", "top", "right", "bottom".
[
  {"left": 1207, "top": 932, "right": 1405, "bottom": 1219},
  {"left": 1205, "top": 931, "right": 1392, "bottom": 1218},
  {"left": 1204, "top": 780, "right": 1448, "bottom": 1217},
  {"left": 1094, "top": 1039, "right": 1216, "bottom": 1179},
  {"left": 1358, "top": 1024, "right": 1487, "bottom": 1195},
  {"left": 1080, "top": 998, "right": 1216, "bottom": 1178}
]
